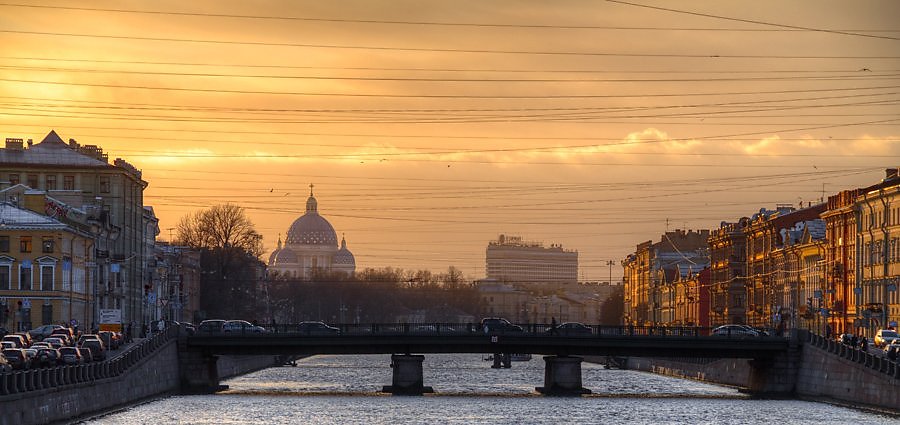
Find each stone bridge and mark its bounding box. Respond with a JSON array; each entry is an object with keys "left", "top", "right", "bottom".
[{"left": 180, "top": 323, "right": 795, "bottom": 395}]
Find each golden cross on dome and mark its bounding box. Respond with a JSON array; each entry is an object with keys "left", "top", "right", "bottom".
[{"left": 309, "top": 183, "right": 314, "bottom": 196}]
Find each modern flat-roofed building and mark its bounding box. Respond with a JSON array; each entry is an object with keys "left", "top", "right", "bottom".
[{"left": 485, "top": 234, "right": 577, "bottom": 286}]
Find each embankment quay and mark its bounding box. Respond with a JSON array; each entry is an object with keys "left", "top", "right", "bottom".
[{"left": 1, "top": 324, "right": 897, "bottom": 424}]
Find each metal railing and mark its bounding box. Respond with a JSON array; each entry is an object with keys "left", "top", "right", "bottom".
[
  {"left": 197, "top": 322, "right": 780, "bottom": 339},
  {"left": 0, "top": 326, "right": 177, "bottom": 396},
  {"left": 805, "top": 332, "right": 900, "bottom": 379}
]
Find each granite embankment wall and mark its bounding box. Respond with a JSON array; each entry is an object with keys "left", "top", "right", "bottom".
[
  {"left": 625, "top": 332, "right": 899, "bottom": 412},
  {"left": 0, "top": 329, "right": 281, "bottom": 425}
]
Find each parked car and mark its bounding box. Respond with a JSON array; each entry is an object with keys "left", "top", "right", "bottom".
[
  {"left": 0, "top": 341, "right": 15, "bottom": 350},
  {"left": 548, "top": 322, "right": 593, "bottom": 336},
  {"left": 874, "top": 329, "right": 898, "bottom": 348},
  {"left": 197, "top": 320, "right": 227, "bottom": 335},
  {"left": 23, "top": 348, "right": 38, "bottom": 369},
  {"left": 43, "top": 337, "right": 65, "bottom": 350},
  {"left": 36, "top": 347, "right": 61, "bottom": 367},
  {"left": 28, "top": 324, "right": 63, "bottom": 341},
  {"left": 78, "top": 347, "right": 94, "bottom": 363},
  {"left": 79, "top": 339, "right": 106, "bottom": 361},
  {"left": 50, "top": 328, "right": 75, "bottom": 345},
  {"left": 297, "top": 321, "right": 341, "bottom": 335},
  {"left": 712, "top": 324, "right": 761, "bottom": 337},
  {"left": 15, "top": 332, "right": 34, "bottom": 347},
  {"left": 2, "top": 334, "right": 27, "bottom": 348},
  {"left": 77, "top": 334, "right": 102, "bottom": 346},
  {"left": 0, "top": 352, "right": 11, "bottom": 372},
  {"left": 223, "top": 320, "right": 266, "bottom": 334},
  {"left": 2, "top": 348, "right": 31, "bottom": 370},
  {"left": 480, "top": 317, "right": 524, "bottom": 334},
  {"left": 58, "top": 347, "right": 83, "bottom": 365}
]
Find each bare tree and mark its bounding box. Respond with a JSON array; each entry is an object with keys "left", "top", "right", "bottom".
[{"left": 176, "top": 204, "right": 264, "bottom": 319}]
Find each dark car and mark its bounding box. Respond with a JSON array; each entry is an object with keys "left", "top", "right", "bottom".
[
  {"left": 36, "top": 347, "right": 61, "bottom": 367},
  {"left": 78, "top": 347, "right": 94, "bottom": 363},
  {"left": 0, "top": 352, "right": 11, "bottom": 373},
  {"left": 548, "top": 322, "right": 593, "bottom": 336},
  {"left": 28, "top": 324, "right": 63, "bottom": 341},
  {"left": 43, "top": 337, "right": 65, "bottom": 350},
  {"left": 58, "top": 347, "right": 83, "bottom": 365},
  {"left": 223, "top": 320, "right": 266, "bottom": 334},
  {"left": 2, "top": 348, "right": 30, "bottom": 370},
  {"left": 79, "top": 339, "right": 106, "bottom": 361},
  {"left": 480, "top": 318, "right": 524, "bottom": 334},
  {"left": 197, "top": 320, "right": 227, "bottom": 335},
  {"left": 297, "top": 321, "right": 340, "bottom": 335},
  {"left": 50, "top": 328, "right": 75, "bottom": 341}
]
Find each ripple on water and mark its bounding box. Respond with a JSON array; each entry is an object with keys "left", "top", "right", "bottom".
[{"left": 80, "top": 354, "right": 899, "bottom": 425}]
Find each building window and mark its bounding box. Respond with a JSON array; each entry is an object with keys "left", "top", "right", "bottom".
[
  {"left": 40, "top": 265, "right": 54, "bottom": 291},
  {"left": 42, "top": 237, "right": 55, "bottom": 254},
  {"left": 99, "top": 176, "right": 110, "bottom": 193},
  {"left": 19, "top": 265, "right": 31, "bottom": 290},
  {"left": 27, "top": 174, "right": 38, "bottom": 188},
  {"left": 45, "top": 175, "right": 57, "bottom": 190},
  {"left": 20, "top": 236, "right": 32, "bottom": 253},
  {"left": 0, "top": 265, "right": 9, "bottom": 290},
  {"left": 0, "top": 236, "right": 8, "bottom": 252},
  {"left": 8, "top": 174, "right": 19, "bottom": 185},
  {"left": 63, "top": 175, "right": 75, "bottom": 190}
]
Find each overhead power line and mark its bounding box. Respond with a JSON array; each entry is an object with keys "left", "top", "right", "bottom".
[
  {"left": 3, "top": 77, "right": 899, "bottom": 99},
  {"left": 3, "top": 64, "right": 898, "bottom": 83},
  {"left": 3, "top": 56, "right": 899, "bottom": 74},
  {"left": 1, "top": 2, "right": 896, "bottom": 34},
  {"left": 605, "top": 0, "right": 900, "bottom": 41},
  {"left": 3, "top": 29, "right": 900, "bottom": 59}
]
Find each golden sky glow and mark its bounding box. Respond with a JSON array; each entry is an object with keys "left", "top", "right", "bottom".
[{"left": 1, "top": 1, "right": 899, "bottom": 280}]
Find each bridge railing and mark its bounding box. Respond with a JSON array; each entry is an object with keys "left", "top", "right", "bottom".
[
  {"left": 805, "top": 331, "right": 900, "bottom": 379},
  {"left": 204, "top": 322, "right": 781, "bottom": 340},
  {"left": 0, "top": 325, "right": 178, "bottom": 397}
]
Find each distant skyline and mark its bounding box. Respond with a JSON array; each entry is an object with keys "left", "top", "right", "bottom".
[{"left": 1, "top": 1, "right": 898, "bottom": 280}]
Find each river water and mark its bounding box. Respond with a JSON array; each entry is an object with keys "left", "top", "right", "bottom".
[{"left": 82, "top": 354, "right": 897, "bottom": 424}]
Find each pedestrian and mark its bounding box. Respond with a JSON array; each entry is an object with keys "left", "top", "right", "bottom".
[
  {"left": 156, "top": 319, "right": 165, "bottom": 333},
  {"left": 125, "top": 323, "right": 133, "bottom": 343},
  {"left": 825, "top": 324, "right": 833, "bottom": 339},
  {"left": 851, "top": 334, "right": 859, "bottom": 348},
  {"left": 860, "top": 336, "right": 868, "bottom": 352},
  {"left": 551, "top": 317, "right": 558, "bottom": 335}
]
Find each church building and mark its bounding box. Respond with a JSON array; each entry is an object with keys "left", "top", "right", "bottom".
[{"left": 267, "top": 186, "right": 355, "bottom": 279}]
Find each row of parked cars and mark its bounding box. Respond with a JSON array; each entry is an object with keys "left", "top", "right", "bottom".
[{"left": 0, "top": 325, "right": 123, "bottom": 372}]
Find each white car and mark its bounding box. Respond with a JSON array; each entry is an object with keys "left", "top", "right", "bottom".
[
  {"left": 712, "top": 324, "right": 761, "bottom": 337},
  {"left": 874, "top": 329, "right": 898, "bottom": 348}
]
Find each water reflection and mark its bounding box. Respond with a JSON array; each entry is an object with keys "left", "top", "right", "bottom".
[{"left": 83, "top": 354, "right": 897, "bottom": 425}]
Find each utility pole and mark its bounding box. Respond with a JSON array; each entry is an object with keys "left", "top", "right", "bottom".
[{"left": 606, "top": 260, "right": 616, "bottom": 285}]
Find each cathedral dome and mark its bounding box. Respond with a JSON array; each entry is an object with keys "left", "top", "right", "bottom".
[
  {"left": 333, "top": 236, "right": 356, "bottom": 266},
  {"left": 271, "top": 247, "right": 298, "bottom": 264},
  {"left": 285, "top": 188, "right": 338, "bottom": 247}
]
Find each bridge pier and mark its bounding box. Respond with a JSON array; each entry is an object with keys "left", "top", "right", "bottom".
[
  {"left": 179, "top": 352, "right": 228, "bottom": 394},
  {"left": 536, "top": 355, "right": 591, "bottom": 396},
  {"left": 381, "top": 354, "right": 433, "bottom": 395}
]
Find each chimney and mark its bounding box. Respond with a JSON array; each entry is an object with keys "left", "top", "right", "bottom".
[
  {"left": 5, "top": 138, "right": 23, "bottom": 150},
  {"left": 26, "top": 139, "right": 33, "bottom": 147}
]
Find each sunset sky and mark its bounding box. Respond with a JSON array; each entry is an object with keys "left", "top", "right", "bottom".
[{"left": 1, "top": 1, "right": 898, "bottom": 281}]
